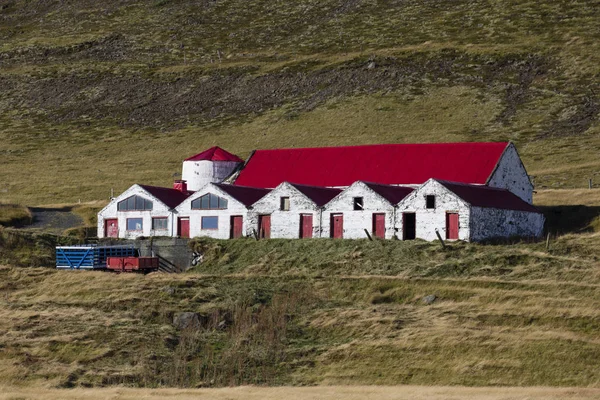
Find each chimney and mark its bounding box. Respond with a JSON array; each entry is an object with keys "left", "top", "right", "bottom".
[{"left": 173, "top": 180, "right": 188, "bottom": 193}]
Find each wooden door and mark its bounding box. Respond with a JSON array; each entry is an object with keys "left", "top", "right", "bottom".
[
  {"left": 402, "top": 213, "right": 416, "bottom": 240},
  {"left": 105, "top": 219, "right": 118, "bottom": 238},
  {"left": 330, "top": 214, "right": 343, "bottom": 238},
  {"left": 230, "top": 215, "right": 243, "bottom": 239},
  {"left": 372, "top": 213, "right": 385, "bottom": 239},
  {"left": 178, "top": 217, "right": 190, "bottom": 238},
  {"left": 446, "top": 213, "right": 459, "bottom": 240},
  {"left": 299, "top": 214, "right": 313, "bottom": 238},
  {"left": 258, "top": 215, "right": 271, "bottom": 239}
]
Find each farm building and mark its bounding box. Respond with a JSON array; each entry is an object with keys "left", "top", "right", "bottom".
[
  {"left": 98, "top": 142, "right": 544, "bottom": 241},
  {"left": 97, "top": 182, "right": 192, "bottom": 239},
  {"left": 322, "top": 181, "right": 414, "bottom": 239},
  {"left": 396, "top": 179, "right": 544, "bottom": 241},
  {"left": 250, "top": 182, "right": 342, "bottom": 239},
  {"left": 174, "top": 183, "right": 270, "bottom": 239}
]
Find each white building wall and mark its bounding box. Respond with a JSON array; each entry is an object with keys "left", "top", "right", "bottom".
[
  {"left": 182, "top": 160, "right": 240, "bottom": 192},
  {"left": 175, "top": 183, "right": 250, "bottom": 239},
  {"left": 97, "top": 185, "right": 175, "bottom": 239},
  {"left": 487, "top": 143, "right": 533, "bottom": 203},
  {"left": 470, "top": 207, "right": 545, "bottom": 241},
  {"left": 250, "top": 182, "right": 321, "bottom": 239},
  {"left": 322, "top": 182, "right": 396, "bottom": 239},
  {"left": 396, "top": 180, "right": 471, "bottom": 241}
]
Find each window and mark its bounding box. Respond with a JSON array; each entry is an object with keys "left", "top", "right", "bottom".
[
  {"left": 152, "top": 217, "right": 168, "bottom": 230},
  {"left": 426, "top": 195, "right": 436, "bottom": 209},
  {"left": 191, "top": 193, "right": 228, "bottom": 210},
  {"left": 280, "top": 196, "right": 290, "bottom": 211},
  {"left": 126, "top": 218, "right": 143, "bottom": 231},
  {"left": 118, "top": 195, "right": 153, "bottom": 211},
  {"left": 353, "top": 197, "right": 364, "bottom": 211},
  {"left": 201, "top": 216, "right": 219, "bottom": 230}
]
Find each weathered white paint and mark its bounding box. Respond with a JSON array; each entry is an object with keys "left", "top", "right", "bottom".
[
  {"left": 250, "top": 182, "right": 321, "bottom": 239},
  {"left": 97, "top": 184, "right": 175, "bottom": 239},
  {"left": 182, "top": 160, "right": 241, "bottom": 192},
  {"left": 322, "top": 182, "right": 397, "bottom": 239},
  {"left": 396, "top": 179, "right": 544, "bottom": 242},
  {"left": 487, "top": 143, "right": 533, "bottom": 203},
  {"left": 396, "top": 180, "right": 471, "bottom": 241},
  {"left": 175, "top": 183, "right": 252, "bottom": 239},
  {"left": 470, "top": 207, "right": 544, "bottom": 241}
]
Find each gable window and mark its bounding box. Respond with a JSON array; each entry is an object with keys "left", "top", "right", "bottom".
[
  {"left": 126, "top": 218, "right": 143, "bottom": 231},
  {"left": 191, "top": 193, "right": 228, "bottom": 210},
  {"left": 280, "top": 197, "right": 290, "bottom": 211},
  {"left": 426, "top": 195, "right": 436, "bottom": 209},
  {"left": 353, "top": 197, "right": 364, "bottom": 211},
  {"left": 118, "top": 195, "right": 153, "bottom": 211},
  {"left": 152, "top": 217, "right": 168, "bottom": 230},
  {"left": 201, "top": 216, "right": 219, "bottom": 230}
]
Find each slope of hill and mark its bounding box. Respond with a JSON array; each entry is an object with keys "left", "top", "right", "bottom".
[{"left": 1, "top": 0, "right": 599, "bottom": 204}]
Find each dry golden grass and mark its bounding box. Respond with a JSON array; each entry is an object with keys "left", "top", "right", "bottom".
[{"left": 1, "top": 385, "right": 599, "bottom": 400}]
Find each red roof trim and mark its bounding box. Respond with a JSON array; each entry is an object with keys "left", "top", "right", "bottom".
[{"left": 184, "top": 146, "right": 244, "bottom": 162}]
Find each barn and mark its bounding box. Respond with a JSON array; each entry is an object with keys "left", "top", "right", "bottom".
[
  {"left": 322, "top": 181, "right": 414, "bottom": 239},
  {"left": 395, "top": 179, "right": 545, "bottom": 241},
  {"left": 97, "top": 182, "right": 192, "bottom": 239},
  {"left": 98, "top": 142, "right": 544, "bottom": 242},
  {"left": 175, "top": 183, "right": 270, "bottom": 239},
  {"left": 250, "top": 182, "right": 342, "bottom": 239}
]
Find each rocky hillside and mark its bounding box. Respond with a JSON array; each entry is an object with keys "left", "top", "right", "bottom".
[{"left": 1, "top": 0, "right": 599, "bottom": 204}]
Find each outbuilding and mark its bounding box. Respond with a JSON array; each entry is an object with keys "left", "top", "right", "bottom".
[
  {"left": 97, "top": 182, "right": 192, "bottom": 239},
  {"left": 322, "top": 181, "right": 414, "bottom": 239},
  {"left": 395, "top": 179, "right": 544, "bottom": 242},
  {"left": 250, "top": 182, "right": 341, "bottom": 239},
  {"left": 175, "top": 183, "right": 270, "bottom": 239}
]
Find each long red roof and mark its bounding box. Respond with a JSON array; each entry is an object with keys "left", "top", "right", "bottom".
[
  {"left": 234, "top": 142, "right": 509, "bottom": 188},
  {"left": 184, "top": 146, "right": 244, "bottom": 162}
]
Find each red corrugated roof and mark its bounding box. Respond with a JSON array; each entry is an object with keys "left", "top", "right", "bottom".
[
  {"left": 214, "top": 183, "right": 270, "bottom": 207},
  {"left": 437, "top": 180, "right": 540, "bottom": 213},
  {"left": 184, "top": 146, "right": 244, "bottom": 162},
  {"left": 234, "top": 142, "right": 509, "bottom": 188},
  {"left": 289, "top": 183, "right": 342, "bottom": 206},
  {"left": 139, "top": 185, "right": 193, "bottom": 209},
  {"left": 363, "top": 182, "right": 414, "bottom": 205}
]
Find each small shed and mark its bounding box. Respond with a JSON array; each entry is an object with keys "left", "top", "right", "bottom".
[
  {"left": 321, "top": 181, "right": 414, "bottom": 239},
  {"left": 250, "top": 182, "right": 341, "bottom": 239},
  {"left": 97, "top": 183, "right": 192, "bottom": 239},
  {"left": 395, "top": 179, "right": 544, "bottom": 242},
  {"left": 175, "top": 183, "right": 270, "bottom": 239}
]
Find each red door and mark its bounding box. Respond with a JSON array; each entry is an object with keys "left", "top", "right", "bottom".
[
  {"left": 330, "top": 214, "right": 343, "bottom": 238},
  {"left": 178, "top": 217, "right": 190, "bottom": 238},
  {"left": 105, "top": 219, "right": 118, "bottom": 238},
  {"left": 258, "top": 215, "right": 271, "bottom": 239},
  {"left": 300, "top": 214, "right": 313, "bottom": 238},
  {"left": 230, "top": 215, "right": 243, "bottom": 239},
  {"left": 372, "top": 213, "right": 385, "bottom": 239},
  {"left": 446, "top": 213, "right": 459, "bottom": 240}
]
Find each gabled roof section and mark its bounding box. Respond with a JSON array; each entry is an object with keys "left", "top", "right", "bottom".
[
  {"left": 184, "top": 146, "right": 244, "bottom": 162},
  {"left": 214, "top": 183, "right": 271, "bottom": 207},
  {"left": 436, "top": 180, "right": 541, "bottom": 213},
  {"left": 234, "top": 142, "right": 510, "bottom": 188},
  {"left": 362, "top": 182, "right": 414, "bottom": 205},
  {"left": 289, "top": 183, "right": 343, "bottom": 207},
  {"left": 138, "top": 184, "right": 193, "bottom": 209}
]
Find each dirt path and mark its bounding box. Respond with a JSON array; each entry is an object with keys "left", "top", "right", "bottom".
[
  {"left": 27, "top": 207, "right": 83, "bottom": 234},
  {"left": 1, "top": 386, "right": 599, "bottom": 400}
]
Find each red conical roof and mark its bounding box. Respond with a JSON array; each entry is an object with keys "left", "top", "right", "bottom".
[{"left": 184, "top": 146, "right": 244, "bottom": 162}]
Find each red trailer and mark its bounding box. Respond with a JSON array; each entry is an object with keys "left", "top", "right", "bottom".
[{"left": 106, "top": 256, "right": 159, "bottom": 273}]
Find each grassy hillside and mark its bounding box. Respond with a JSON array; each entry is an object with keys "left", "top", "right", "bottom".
[
  {"left": 1, "top": 0, "right": 600, "bottom": 204},
  {"left": 1, "top": 232, "right": 600, "bottom": 388}
]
